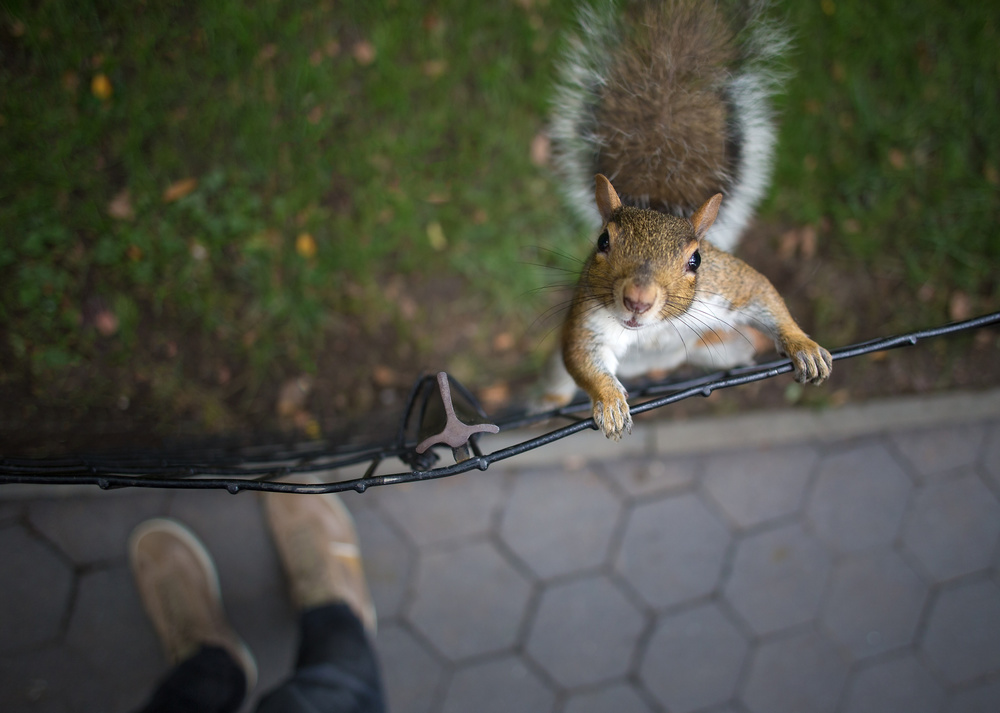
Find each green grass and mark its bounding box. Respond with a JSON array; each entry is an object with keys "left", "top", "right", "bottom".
[
  {"left": 1, "top": 0, "right": 998, "bottom": 442},
  {"left": 767, "top": 0, "right": 1000, "bottom": 301}
]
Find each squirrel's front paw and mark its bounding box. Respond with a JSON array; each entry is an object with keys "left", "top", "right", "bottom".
[
  {"left": 592, "top": 386, "right": 632, "bottom": 441},
  {"left": 781, "top": 335, "right": 833, "bottom": 385}
]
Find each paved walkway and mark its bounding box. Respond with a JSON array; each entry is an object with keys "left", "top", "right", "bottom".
[{"left": 2, "top": 389, "right": 1000, "bottom": 713}]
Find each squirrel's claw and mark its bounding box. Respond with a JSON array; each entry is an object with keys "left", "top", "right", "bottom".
[
  {"left": 593, "top": 388, "right": 633, "bottom": 440},
  {"left": 788, "top": 341, "right": 833, "bottom": 386}
]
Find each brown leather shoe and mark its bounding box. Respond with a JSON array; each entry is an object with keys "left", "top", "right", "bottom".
[
  {"left": 263, "top": 489, "right": 377, "bottom": 635},
  {"left": 129, "top": 518, "right": 257, "bottom": 691}
]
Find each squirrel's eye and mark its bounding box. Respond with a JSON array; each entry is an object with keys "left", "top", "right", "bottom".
[
  {"left": 597, "top": 230, "right": 610, "bottom": 253},
  {"left": 687, "top": 250, "right": 701, "bottom": 272}
]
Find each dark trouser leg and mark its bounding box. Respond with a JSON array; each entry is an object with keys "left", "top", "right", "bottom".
[
  {"left": 256, "top": 602, "right": 385, "bottom": 713},
  {"left": 135, "top": 645, "right": 246, "bottom": 713}
]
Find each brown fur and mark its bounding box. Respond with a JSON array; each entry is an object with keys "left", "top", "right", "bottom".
[{"left": 595, "top": 0, "right": 737, "bottom": 212}]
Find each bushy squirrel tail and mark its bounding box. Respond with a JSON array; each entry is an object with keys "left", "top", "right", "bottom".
[{"left": 549, "top": 0, "right": 789, "bottom": 252}]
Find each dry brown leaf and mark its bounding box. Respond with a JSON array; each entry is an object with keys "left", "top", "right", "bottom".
[
  {"left": 353, "top": 40, "right": 376, "bottom": 65},
  {"left": 372, "top": 365, "right": 396, "bottom": 388},
  {"left": 94, "top": 308, "right": 119, "bottom": 337},
  {"left": 479, "top": 382, "right": 510, "bottom": 409},
  {"left": 296, "top": 233, "right": 318, "bottom": 259},
  {"left": 91, "top": 73, "right": 112, "bottom": 100},
  {"left": 108, "top": 189, "right": 134, "bottom": 220},
  {"left": 493, "top": 332, "right": 515, "bottom": 351},
  {"left": 277, "top": 376, "right": 313, "bottom": 418},
  {"left": 422, "top": 59, "right": 447, "bottom": 78},
  {"left": 530, "top": 132, "right": 550, "bottom": 167},
  {"left": 163, "top": 178, "right": 198, "bottom": 203},
  {"left": 949, "top": 291, "right": 972, "bottom": 321}
]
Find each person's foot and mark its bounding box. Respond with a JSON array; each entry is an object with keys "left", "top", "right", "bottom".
[
  {"left": 129, "top": 518, "right": 257, "bottom": 691},
  {"left": 263, "top": 489, "right": 377, "bottom": 634}
]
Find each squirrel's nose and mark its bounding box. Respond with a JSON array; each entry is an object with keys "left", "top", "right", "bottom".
[{"left": 623, "top": 285, "right": 655, "bottom": 315}]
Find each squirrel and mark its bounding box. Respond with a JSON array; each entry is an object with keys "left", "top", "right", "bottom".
[{"left": 537, "top": 0, "right": 832, "bottom": 440}]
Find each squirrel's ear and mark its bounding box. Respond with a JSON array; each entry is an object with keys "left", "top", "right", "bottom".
[
  {"left": 690, "top": 194, "right": 722, "bottom": 240},
  {"left": 594, "top": 174, "right": 622, "bottom": 223}
]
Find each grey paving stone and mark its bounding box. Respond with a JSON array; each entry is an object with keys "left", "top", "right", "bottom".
[
  {"left": 702, "top": 445, "right": 818, "bottom": 529},
  {"left": 0, "top": 499, "right": 22, "bottom": 526},
  {"left": 373, "top": 472, "right": 506, "bottom": 548},
  {"left": 0, "top": 644, "right": 105, "bottom": 713},
  {"left": 64, "top": 565, "right": 163, "bottom": 710},
  {"left": 639, "top": 603, "right": 748, "bottom": 713},
  {"left": 922, "top": 579, "right": 1000, "bottom": 685},
  {"left": 352, "top": 506, "right": 413, "bottom": 620},
  {"left": 947, "top": 678, "right": 1000, "bottom": 713},
  {"left": 842, "top": 653, "right": 946, "bottom": 713},
  {"left": 615, "top": 493, "right": 730, "bottom": 608},
  {"left": 500, "top": 468, "right": 622, "bottom": 579},
  {"left": 820, "top": 549, "right": 928, "bottom": 659},
  {"left": 169, "top": 490, "right": 296, "bottom": 699},
  {"left": 27, "top": 490, "right": 170, "bottom": 566},
  {"left": 377, "top": 623, "right": 445, "bottom": 713},
  {"left": 0, "top": 523, "right": 74, "bottom": 655},
  {"left": 407, "top": 540, "right": 531, "bottom": 661},
  {"left": 806, "top": 442, "right": 912, "bottom": 555},
  {"left": 525, "top": 575, "right": 645, "bottom": 689},
  {"left": 901, "top": 473, "right": 1000, "bottom": 581},
  {"left": 723, "top": 523, "right": 831, "bottom": 635},
  {"left": 890, "top": 423, "right": 987, "bottom": 479},
  {"left": 602, "top": 455, "right": 697, "bottom": 498},
  {"left": 563, "top": 682, "right": 655, "bottom": 713},
  {"left": 982, "top": 421, "right": 1000, "bottom": 489},
  {"left": 741, "top": 629, "right": 850, "bottom": 713},
  {"left": 439, "top": 655, "right": 555, "bottom": 713}
]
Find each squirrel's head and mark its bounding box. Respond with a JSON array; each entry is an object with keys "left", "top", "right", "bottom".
[{"left": 584, "top": 174, "right": 721, "bottom": 330}]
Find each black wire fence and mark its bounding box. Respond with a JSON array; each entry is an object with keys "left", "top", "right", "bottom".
[{"left": 2, "top": 311, "right": 998, "bottom": 494}]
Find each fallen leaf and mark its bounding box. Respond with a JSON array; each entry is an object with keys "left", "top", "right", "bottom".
[
  {"left": 479, "top": 382, "right": 510, "bottom": 408},
  {"left": 353, "top": 40, "right": 376, "bottom": 65},
  {"left": 107, "top": 189, "right": 134, "bottom": 220},
  {"left": 256, "top": 43, "right": 278, "bottom": 65},
  {"left": 530, "top": 132, "right": 550, "bottom": 166},
  {"left": 422, "top": 59, "right": 447, "bottom": 78},
  {"left": 888, "top": 148, "right": 907, "bottom": 170},
  {"left": 949, "top": 291, "right": 972, "bottom": 321},
  {"left": 127, "top": 245, "right": 142, "bottom": 261},
  {"left": 426, "top": 221, "right": 447, "bottom": 251},
  {"left": 372, "top": 365, "right": 396, "bottom": 388},
  {"left": 277, "top": 376, "right": 313, "bottom": 418},
  {"left": 296, "top": 232, "right": 317, "bottom": 258},
  {"left": 163, "top": 177, "right": 198, "bottom": 203},
  {"left": 309, "top": 49, "right": 324, "bottom": 66},
  {"left": 91, "top": 73, "right": 112, "bottom": 100},
  {"left": 493, "top": 332, "right": 515, "bottom": 351},
  {"left": 307, "top": 106, "right": 323, "bottom": 124},
  {"left": 94, "top": 308, "right": 119, "bottom": 337}
]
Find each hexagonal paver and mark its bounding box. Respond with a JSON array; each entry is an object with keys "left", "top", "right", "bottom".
[
  {"left": 982, "top": 421, "right": 1000, "bottom": 490},
  {"left": 820, "top": 549, "right": 928, "bottom": 659},
  {"left": 601, "top": 456, "right": 697, "bottom": 498},
  {"left": 615, "top": 493, "right": 730, "bottom": 608},
  {"left": 526, "top": 575, "right": 645, "bottom": 688},
  {"left": 0, "top": 524, "right": 74, "bottom": 655},
  {"left": 352, "top": 506, "right": 413, "bottom": 619},
  {"left": 27, "top": 490, "right": 169, "bottom": 565},
  {"left": 806, "top": 442, "right": 912, "bottom": 554},
  {"left": 742, "top": 629, "right": 849, "bottom": 713},
  {"left": 724, "top": 522, "right": 831, "bottom": 635},
  {"left": 640, "top": 603, "right": 748, "bottom": 713},
  {"left": 440, "top": 656, "right": 555, "bottom": 713},
  {"left": 890, "top": 423, "right": 987, "bottom": 479},
  {"left": 374, "top": 472, "right": 506, "bottom": 547},
  {"left": 563, "top": 683, "right": 655, "bottom": 713},
  {"left": 842, "top": 654, "right": 945, "bottom": 713},
  {"left": 65, "top": 565, "right": 164, "bottom": 708},
  {"left": 500, "top": 468, "right": 621, "bottom": 579},
  {"left": 0, "top": 645, "right": 104, "bottom": 713},
  {"left": 702, "top": 445, "right": 818, "bottom": 529},
  {"left": 948, "top": 678, "right": 1000, "bottom": 713},
  {"left": 922, "top": 579, "right": 1000, "bottom": 685},
  {"left": 407, "top": 540, "right": 531, "bottom": 661},
  {"left": 376, "top": 623, "right": 445, "bottom": 713},
  {"left": 901, "top": 473, "right": 1000, "bottom": 581}
]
